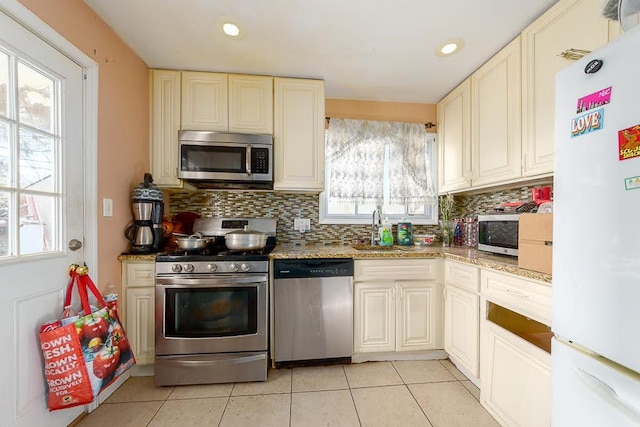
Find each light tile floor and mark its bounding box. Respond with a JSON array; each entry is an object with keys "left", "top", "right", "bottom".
[{"left": 77, "top": 359, "right": 499, "bottom": 427}]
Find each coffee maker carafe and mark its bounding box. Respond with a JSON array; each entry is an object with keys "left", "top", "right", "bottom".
[{"left": 125, "top": 173, "right": 164, "bottom": 253}]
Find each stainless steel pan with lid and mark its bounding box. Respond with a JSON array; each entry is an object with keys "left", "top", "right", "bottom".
[
  {"left": 224, "top": 226, "right": 267, "bottom": 251},
  {"left": 174, "top": 232, "right": 212, "bottom": 250}
]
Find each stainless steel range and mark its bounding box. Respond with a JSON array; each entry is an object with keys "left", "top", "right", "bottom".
[{"left": 154, "top": 218, "right": 276, "bottom": 386}]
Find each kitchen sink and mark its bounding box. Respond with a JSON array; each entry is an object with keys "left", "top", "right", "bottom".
[{"left": 351, "top": 244, "right": 414, "bottom": 252}]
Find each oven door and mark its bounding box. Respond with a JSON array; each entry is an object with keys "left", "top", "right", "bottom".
[
  {"left": 155, "top": 274, "right": 267, "bottom": 356},
  {"left": 178, "top": 141, "right": 272, "bottom": 182}
]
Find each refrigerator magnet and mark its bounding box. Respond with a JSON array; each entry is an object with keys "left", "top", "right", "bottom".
[
  {"left": 624, "top": 175, "right": 640, "bottom": 191},
  {"left": 619, "top": 124, "right": 640, "bottom": 161},
  {"left": 571, "top": 108, "right": 604, "bottom": 138},
  {"left": 576, "top": 86, "right": 612, "bottom": 114}
]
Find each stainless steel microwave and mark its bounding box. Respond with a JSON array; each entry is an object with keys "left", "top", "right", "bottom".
[
  {"left": 178, "top": 130, "right": 273, "bottom": 189},
  {"left": 477, "top": 214, "right": 519, "bottom": 257}
]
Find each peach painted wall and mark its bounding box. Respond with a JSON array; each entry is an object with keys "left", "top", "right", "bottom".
[
  {"left": 326, "top": 99, "right": 437, "bottom": 128},
  {"left": 19, "top": 0, "right": 150, "bottom": 295}
]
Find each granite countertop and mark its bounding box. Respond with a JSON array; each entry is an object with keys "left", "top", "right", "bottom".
[
  {"left": 118, "top": 244, "right": 552, "bottom": 284},
  {"left": 270, "top": 243, "right": 552, "bottom": 284}
]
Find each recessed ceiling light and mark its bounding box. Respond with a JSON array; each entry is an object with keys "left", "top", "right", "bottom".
[
  {"left": 223, "top": 22, "right": 240, "bottom": 37},
  {"left": 435, "top": 37, "right": 465, "bottom": 57},
  {"left": 215, "top": 16, "right": 245, "bottom": 39}
]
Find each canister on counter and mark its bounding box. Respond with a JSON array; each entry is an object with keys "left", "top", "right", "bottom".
[{"left": 397, "top": 220, "right": 413, "bottom": 246}]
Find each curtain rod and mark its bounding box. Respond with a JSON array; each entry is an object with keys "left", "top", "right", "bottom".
[{"left": 325, "top": 117, "right": 436, "bottom": 130}]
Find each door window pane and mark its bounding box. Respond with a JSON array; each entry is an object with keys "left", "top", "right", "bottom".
[
  {"left": 0, "top": 121, "right": 9, "bottom": 186},
  {"left": 18, "top": 61, "right": 54, "bottom": 133},
  {"left": 19, "top": 128, "right": 54, "bottom": 191},
  {"left": 0, "top": 51, "right": 8, "bottom": 118},
  {"left": 19, "top": 194, "right": 55, "bottom": 255},
  {"left": 0, "top": 192, "right": 9, "bottom": 257}
]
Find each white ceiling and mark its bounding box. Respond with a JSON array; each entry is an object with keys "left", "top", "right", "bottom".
[{"left": 84, "top": 0, "right": 561, "bottom": 104}]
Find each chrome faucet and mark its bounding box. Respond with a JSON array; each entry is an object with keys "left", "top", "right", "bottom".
[{"left": 371, "top": 208, "right": 382, "bottom": 245}]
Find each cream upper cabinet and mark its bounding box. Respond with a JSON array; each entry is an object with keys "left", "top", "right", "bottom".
[
  {"left": 354, "top": 259, "right": 443, "bottom": 354},
  {"left": 521, "top": 0, "right": 613, "bottom": 177},
  {"left": 471, "top": 37, "right": 522, "bottom": 187},
  {"left": 228, "top": 74, "right": 273, "bottom": 134},
  {"left": 150, "top": 69, "right": 182, "bottom": 188},
  {"left": 273, "top": 77, "right": 325, "bottom": 192},
  {"left": 181, "top": 72, "right": 273, "bottom": 134},
  {"left": 181, "top": 71, "right": 228, "bottom": 131},
  {"left": 438, "top": 79, "right": 471, "bottom": 193}
]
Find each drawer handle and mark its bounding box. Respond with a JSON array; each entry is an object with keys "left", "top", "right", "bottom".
[{"left": 506, "top": 288, "right": 529, "bottom": 299}]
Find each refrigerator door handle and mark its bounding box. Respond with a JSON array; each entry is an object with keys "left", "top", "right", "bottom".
[{"left": 576, "top": 367, "right": 640, "bottom": 424}]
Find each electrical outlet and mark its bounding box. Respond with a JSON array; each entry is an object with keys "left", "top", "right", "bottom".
[
  {"left": 294, "top": 218, "right": 311, "bottom": 232},
  {"left": 102, "top": 198, "right": 113, "bottom": 217}
]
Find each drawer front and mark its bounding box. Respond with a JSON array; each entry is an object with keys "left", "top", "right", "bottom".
[
  {"left": 445, "top": 260, "right": 479, "bottom": 293},
  {"left": 355, "top": 259, "right": 440, "bottom": 282},
  {"left": 124, "top": 261, "right": 155, "bottom": 287},
  {"left": 481, "top": 269, "right": 552, "bottom": 325}
]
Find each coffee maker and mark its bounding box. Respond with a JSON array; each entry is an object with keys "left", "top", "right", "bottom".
[{"left": 125, "top": 173, "right": 164, "bottom": 253}]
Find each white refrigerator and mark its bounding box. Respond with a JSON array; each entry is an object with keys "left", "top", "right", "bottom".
[{"left": 553, "top": 25, "right": 640, "bottom": 426}]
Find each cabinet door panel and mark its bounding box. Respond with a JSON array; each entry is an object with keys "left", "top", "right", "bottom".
[
  {"left": 125, "top": 287, "right": 155, "bottom": 365},
  {"left": 438, "top": 79, "right": 471, "bottom": 192},
  {"left": 229, "top": 74, "right": 273, "bottom": 134},
  {"left": 471, "top": 37, "right": 521, "bottom": 187},
  {"left": 181, "top": 72, "right": 228, "bottom": 131},
  {"left": 150, "top": 70, "right": 182, "bottom": 187},
  {"left": 398, "top": 284, "right": 437, "bottom": 351},
  {"left": 522, "top": 0, "right": 610, "bottom": 176},
  {"left": 481, "top": 321, "right": 551, "bottom": 427},
  {"left": 354, "top": 283, "right": 395, "bottom": 353},
  {"left": 444, "top": 285, "right": 479, "bottom": 377},
  {"left": 274, "top": 78, "right": 325, "bottom": 191}
]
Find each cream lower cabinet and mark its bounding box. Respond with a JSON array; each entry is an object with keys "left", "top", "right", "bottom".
[
  {"left": 121, "top": 260, "right": 155, "bottom": 365},
  {"left": 354, "top": 259, "right": 443, "bottom": 353},
  {"left": 443, "top": 260, "right": 480, "bottom": 383},
  {"left": 480, "top": 269, "right": 552, "bottom": 427},
  {"left": 273, "top": 77, "right": 325, "bottom": 192}
]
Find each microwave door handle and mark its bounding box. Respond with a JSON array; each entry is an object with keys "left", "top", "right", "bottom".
[{"left": 246, "top": 146, "right": 252, "bottom": 176}]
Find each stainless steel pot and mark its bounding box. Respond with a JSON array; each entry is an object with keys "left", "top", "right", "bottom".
[
  {"left": 225, "top": 226, "right": 267, "bottom": 251},
  {"left": 175, "top": 233, "right": 211, "bottom": 250}
]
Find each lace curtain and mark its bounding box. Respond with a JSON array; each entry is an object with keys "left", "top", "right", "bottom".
[
  {"left": 326, "top": 118, "right": 386, "bottom": 205},
  {"left": 326, "top": 118, "right": 436, "bottom": 205}
]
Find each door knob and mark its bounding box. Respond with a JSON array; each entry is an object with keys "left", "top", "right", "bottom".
[{"left": 68, "top": 239, "right": 83, "bottom": 251}]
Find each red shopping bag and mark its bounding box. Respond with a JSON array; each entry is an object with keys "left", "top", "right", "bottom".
[{"left": 39, "top": 265, "right": 136, "bottom": 411}]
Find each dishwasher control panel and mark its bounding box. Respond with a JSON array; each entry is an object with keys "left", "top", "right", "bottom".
[{"left": 273, "top": 259, "right": 354, "bottom": 279}]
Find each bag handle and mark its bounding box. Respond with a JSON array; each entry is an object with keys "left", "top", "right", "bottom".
[{"left": 65, "top": 264, "right": 107, "bottom": 315}]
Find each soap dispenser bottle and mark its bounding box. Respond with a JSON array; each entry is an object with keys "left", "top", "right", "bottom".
[{"left": 378, "top": 218, "right": 394, "bottom": 246}]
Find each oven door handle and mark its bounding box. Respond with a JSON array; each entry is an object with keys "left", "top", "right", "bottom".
[
  {"left": 164, "top": 353, "right": 266, "bottom": 366},
  {"left": 156, "top": 276, "right": 267, "bottom": 287}
]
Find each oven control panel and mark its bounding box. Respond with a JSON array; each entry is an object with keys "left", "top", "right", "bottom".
[{"left": 156, "top": 261, "right": 268, "bottom": 275}]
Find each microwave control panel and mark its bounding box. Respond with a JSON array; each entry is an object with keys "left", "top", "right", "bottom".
[{"left": 252, "top": 148, "right": 270, "bottom": 174}]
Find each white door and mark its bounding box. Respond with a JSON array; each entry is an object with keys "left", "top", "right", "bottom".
[{"left": 0, "top": 10, "right": 86, "bottom": 426}]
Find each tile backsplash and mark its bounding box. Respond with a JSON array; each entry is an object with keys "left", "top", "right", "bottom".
[{"left": 168, "top": 180, "right": 552, "bottom": 245}]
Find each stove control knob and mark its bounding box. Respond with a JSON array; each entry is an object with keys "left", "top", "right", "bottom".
[
  {"left": 171, "top": 264, "right": 182, "bottom": 273},
  {"left": 183, "top": 264, "right": 194, "bottom": 273},
  {"left": 240, "top": 263, "right": 251, "bottom": 272},
  {"left": 229, "top": 263, "right": 239, "bottom": 273},
  {"left": 207, "top": 263, "right": 217, "bottom": 272}
]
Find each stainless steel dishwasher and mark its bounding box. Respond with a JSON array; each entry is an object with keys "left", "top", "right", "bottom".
[{"left": 273, "top": 258, "right": 354, "bottom": 366}]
